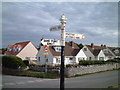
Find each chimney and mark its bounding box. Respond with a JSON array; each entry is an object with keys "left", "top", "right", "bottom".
[
  {"left": 104, "top": 45, "right": 106, "bottom": 48},
  {"left": 91, "top": 43, "right": 94, "bottom": 48},
  {"left": 71, "top": 41, "right": 74, "bottom": 48},
  {"left": 101, "top": 44, "right": 103, "bottom": 47}
]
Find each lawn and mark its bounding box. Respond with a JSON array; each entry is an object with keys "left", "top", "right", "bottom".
[{"left": 2, "top": 70, "right": 60, "bottom": 79}]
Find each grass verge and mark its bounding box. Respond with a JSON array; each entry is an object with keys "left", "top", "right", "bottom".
[
  {"left": 108, "top": 84, "right": 120, "bottom": 88},
  {"left": 2, "top": 70, "right": 59, "bottom": 79},
  {"left": 66, "top": 69, "right": 120, "bottom": 78}
]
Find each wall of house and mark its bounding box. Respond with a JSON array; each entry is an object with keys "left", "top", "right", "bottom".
[
  {"left": 82, "top": 46, "right": 95, "bottom": 60},
  {"left": 97, "top": 50, "right": 106, "bottom": 60},
  {"left": 104, "top": 56, "right": 114, "bottom": 61},
  {"left": 37, "top": 46, "right": 54, "bottom": 65},
  {"left": 52, "top": 56, "right": 76, "bottom": 65},
  {"left": 76, "top": 49, "right": 87, "bottom": 63},
  {"left": 17, "top": 42, "right": 38, "bottom": 61}
]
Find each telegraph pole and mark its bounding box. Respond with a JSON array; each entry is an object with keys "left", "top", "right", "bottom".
[{"left": 60, "top": 14, "right": 67, "bottom": 90}]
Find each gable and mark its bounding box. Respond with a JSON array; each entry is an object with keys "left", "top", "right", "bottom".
[
  {"left": 76, "top": 49, "right": 87, "bottom": 57},
  {"left": 82, "top": 46, "right": 94, "bottom": 57},
  {"left": 17, "top": 42, "right": 38, "bottom": 59}
]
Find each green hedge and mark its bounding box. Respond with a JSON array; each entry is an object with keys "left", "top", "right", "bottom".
[
  {"left": 2, "top": 55, "right": 26, "bottom": 69},
  {"left": 79, "top": 60, "right": 106, "bottom": 65},
  {"left": 107, "top": 59, "right": 120, "bottom": 63},
  {"left": 23, "top": 60, "right": 29, "bottom": 66}
]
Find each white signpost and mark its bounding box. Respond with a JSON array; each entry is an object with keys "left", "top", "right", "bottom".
[
  {"left": 50, "top": 25, "right": 62, "bottom": 31},
  {"left": 41, "top": 39, "right": 61, "bottom": 46},
  {"left": 65, "top": 32, "right": 85, "bottom": 40},
  {"left": 42, "top": 14, "right": 85, "bottom": 90}
]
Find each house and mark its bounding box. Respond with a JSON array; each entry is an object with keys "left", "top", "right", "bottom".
[
  {"left": 5, "top": 41, "right": 38, "bottom": 64},
  {"left": 78, "top": 43, "right": 115, "bottom": 61},
  {"left": 0, "top": 48, "right": 7, "bottom": 55},
  {"left": 107, "top": 47, "right": 120, "bottom": 58},
  {"left": 37, "top": 41, "right": 80, "bottom": 65}
]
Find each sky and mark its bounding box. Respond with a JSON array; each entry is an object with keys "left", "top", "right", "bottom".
[{"left": 2, "top": 2, "right": 118, "bottom": 48}]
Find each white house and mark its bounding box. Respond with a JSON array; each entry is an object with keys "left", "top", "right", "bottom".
[
  {"left": 5, "top": 41, "right": 38, "bottom": 64},
  {"left": 107, "top": 47, "right": 120, "bottom": 58},
  {"left": 37, "top": 41, "right": 80, "bottom": 65},
  {"left": 79, "top": 43, "right": 115, "bottom": 61}
]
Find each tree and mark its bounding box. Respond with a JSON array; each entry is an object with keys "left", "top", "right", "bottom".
[{"left": 77, "top": 43, "right": 84, "bottom": 49}]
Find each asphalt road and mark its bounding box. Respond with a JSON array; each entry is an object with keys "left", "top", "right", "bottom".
[{"left": 2, "top": 70, "right": 119, "bottom": 88}]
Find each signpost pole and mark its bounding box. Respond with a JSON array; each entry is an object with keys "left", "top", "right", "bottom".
[
  {"left": 48, "top": 14, "right": 85, "bottom": 90},
  {"left": 60, "top": 14, "right": 67, "bottom": 90},
  {"left": 43, "top": 46, "right": 49, "bottom": 73},
  {"left": 45, "top": 55, "right": 47, "bottom": 73}
]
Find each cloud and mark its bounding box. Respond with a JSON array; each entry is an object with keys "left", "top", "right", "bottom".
[{"left": 2, "top": 2, "right": 118, "bottom": 47}]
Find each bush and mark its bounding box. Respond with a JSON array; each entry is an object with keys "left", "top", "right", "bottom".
[
  {"left": 23, "top": 60, "right": 29, "bottom": 66},
  {"left": 106, "top": 59, "right": 120, "bottom": 63},
  {"left": 79, "top": 60, "right": 106, "bottom": 66},
  {"left": 2, "top": 55, "right": 26, "bottom": 69}
]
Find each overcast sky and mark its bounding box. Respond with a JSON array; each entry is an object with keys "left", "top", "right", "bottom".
[{"left": 2, "top": 2, "right": 118, "bottom": 48}]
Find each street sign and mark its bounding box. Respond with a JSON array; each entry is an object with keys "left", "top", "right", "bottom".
[
  {"left": 50, "top": 25, "right": 62, "bottom": 31},
  {"left": 44, "top": 46, "right": 49, "bottom": 56},
  {"left": 65, "top": 32, "right": 85, "bottom": 40},
  {"left": 41, "top": 39, "right": 62, "bottom": 46}
]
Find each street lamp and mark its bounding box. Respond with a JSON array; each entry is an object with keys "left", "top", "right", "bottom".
[{"left": 60, "top": 14, "right": 67, "bottom": 90}]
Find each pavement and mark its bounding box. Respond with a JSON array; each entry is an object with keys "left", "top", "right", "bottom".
[{"left": 1, "top": 70, "right": 119, "bottom": 88}]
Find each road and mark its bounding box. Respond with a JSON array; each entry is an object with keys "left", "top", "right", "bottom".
[{"left": 2, "top": 70, "right": 119, "bottom": 88}]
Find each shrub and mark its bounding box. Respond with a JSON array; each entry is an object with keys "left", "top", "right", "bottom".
[
  {"left": 79, "top": 60, "right": 106, "bottom": 65},
  {"left": 23, "top": 60, "right": 29, "bottom": 66},
  {"left": 106, "top": 59, "right": 120, "bottom": 63},
  {"left": 2, "top": 55, "right": 26, "bottom": 69}
]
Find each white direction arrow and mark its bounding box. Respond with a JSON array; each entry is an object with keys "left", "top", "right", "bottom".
[
  {"left": 65, "top": 32, "right": 85, "bottom": 40},
  {"left": 41, "top": 39, "right": 62, "bottom": 46},
  {"left": 50, "top": 25, "right": 62, "bottom": 31}
]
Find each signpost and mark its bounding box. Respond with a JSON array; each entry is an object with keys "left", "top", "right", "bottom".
[
  {"left": 50, "top": 25, "right": 62, "bottom": 31},
  {"left": 65, "top": 32, "right": 85, "bottom": 40},
  {"left": 41, "top": 14, "right": 85, "bottom": 90},
  {"left": 43, "top": 46, "right": 49, "bottom": 73},
  {"left": 41, "top": 39, "right": 61, "bottom": 46}
]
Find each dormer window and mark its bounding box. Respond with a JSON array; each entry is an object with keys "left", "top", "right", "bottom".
[
  {"left": 84, "top": 48, "right": 87, "bottom": 51},
  {"left": 54, "top": 46, "right": 61, "bottom": 52},
  {"left": 114, "top": 49, "right": 119, "bottom": 54},
  {"left": 103, "top": 49, "right": 109, "bottom": 53},
  {"left": 17, "top": 47, "right": 21, "bottom": 52},
  {"left": 7, "top": 47, "right": 12, "bottom": 51}
]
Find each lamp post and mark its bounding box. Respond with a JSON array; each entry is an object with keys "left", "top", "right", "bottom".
[{"left": 60, "top": 14, "right": 67, "bottom": 90}]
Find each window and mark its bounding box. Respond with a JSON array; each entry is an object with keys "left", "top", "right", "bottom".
[
  {"left": 26, "top": 57, "right": 30, "bottom": 60},
  {"left": 84, "top": 48, "right": 87, "bottom": 51},
  {"left": 89, "top": 57, "right": 91, "bottom": 60},
  {"left": 114, "top": 49, "right": 119, "bottom": 54},
  {"left": 54, "top": 47, "right": 61, "bottom": 52},
  {"left": 69, "top": 58, "right": 73, "bottom": 60},
  {"left": 7, "top": 47, "right": 12, "bottom": 51},
  {"left": 103, "top": 49, "right": 109, "bottom": 53},
  {"left": 99, "top": 57, "right": 104, "bottom": 60},
  {"left": 56, "top": 58, "right": 60, "bottom": 63},
  {"left": 78, "top": 58, "right": 85, "bottom": 61},
  {"left": 38, "top": 57, "right": 40, "bottom": 61}
]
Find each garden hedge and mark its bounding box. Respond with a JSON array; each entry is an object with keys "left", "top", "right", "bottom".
[
  {"left": 2, "top": 55, "right": 26, "bottom": 69},
  {"left": 79, "top": 60, "right": 106, "bottom": 65}
]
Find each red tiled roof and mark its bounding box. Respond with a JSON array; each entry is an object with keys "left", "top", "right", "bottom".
[{"left": 5, "top": 41, "right": 31, "bottom": 55}]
